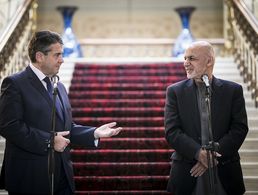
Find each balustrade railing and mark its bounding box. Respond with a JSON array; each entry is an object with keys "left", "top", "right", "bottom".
[
  {"left": 225, "top": 0, "right": 258, "bottom": 106},
  {"left": 0, "top": 0, "right": 37, "bottom": 85},
  {"left": 78, "top": 38, "right": 225, "bottom": 58},
  {"left": 242, "top": 0, "right": 258, "bottom": 19}
]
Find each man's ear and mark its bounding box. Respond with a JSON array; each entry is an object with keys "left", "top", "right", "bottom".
[
  {"left": 207, "top": 56, "right": 214, "bottom": 67},
  {"left": 35, "top": 51, "right": 44, "bottom": 63}
]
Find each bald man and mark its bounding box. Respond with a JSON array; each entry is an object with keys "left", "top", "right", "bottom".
[{"left": 164, "top": 41, "right": 248, "bottom": 195}]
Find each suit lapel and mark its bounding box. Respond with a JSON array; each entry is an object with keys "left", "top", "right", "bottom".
[
  {"left": 211, "top": 76, "right": 223, "bottom": 139},
  {"left": 26, "top": 66, "right": 53, "bottom": 108},
  {"left": 26, "top": 66, "right": 65, "bottom": 122},
  {"left": 184, "top": 79, "right": 201, "bottom": 137},
  {"left": 57, "top": 84, "right": 70, "bottom": 124}
]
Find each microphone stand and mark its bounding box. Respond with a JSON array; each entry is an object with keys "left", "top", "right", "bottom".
[
  {"left": 202, "top": 84, "right": 219, "bottom": 195},
  {"left": 48, "top": 76, "right": 59, "bottom": 195}
]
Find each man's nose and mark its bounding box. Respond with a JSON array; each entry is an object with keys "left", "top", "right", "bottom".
[
  {"left": 59, "top": 56, "right": 64, "bottom": 63},
  {"left": 184, "top": 61, "right": 190, "bottom": 67}
]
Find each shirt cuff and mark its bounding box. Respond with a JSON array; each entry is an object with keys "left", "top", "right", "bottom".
[{"left": 94, "top": 139, "right": 99, "bottom": 147}]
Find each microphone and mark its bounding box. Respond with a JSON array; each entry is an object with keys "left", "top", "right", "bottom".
[
  {"left": 202, "top": 74, "right": 210, "bottom": 87},
  {"left": 51, "top": 75, "right": 59, "bottom": 89}
]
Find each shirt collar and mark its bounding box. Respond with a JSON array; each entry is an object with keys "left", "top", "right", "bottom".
[
  {"left": 194, "top": 76, "right": 213, "bottom": 87},
  {"left": 29, "top": 64, "right": 47, "bottom": 81}
]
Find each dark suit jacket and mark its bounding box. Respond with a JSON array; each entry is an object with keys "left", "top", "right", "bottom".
[
  {"left": 0, "top": 66, "right": 97, "bottom": 194},
  {"left": 164, "top": 76, "right": 248, "bottom": 195}
]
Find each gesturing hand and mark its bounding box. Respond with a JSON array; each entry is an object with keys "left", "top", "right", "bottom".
[{"left": 94, "top": 122, "right": 122, "bottom": 139}]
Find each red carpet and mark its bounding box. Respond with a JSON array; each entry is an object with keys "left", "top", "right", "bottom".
[{"left": 69, "top": 62, "right": 186, "bottom": 194}]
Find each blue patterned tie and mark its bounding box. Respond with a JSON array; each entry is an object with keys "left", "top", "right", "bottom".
[{"left": 43, "top": 77, "right": 64, "bottom": 121}]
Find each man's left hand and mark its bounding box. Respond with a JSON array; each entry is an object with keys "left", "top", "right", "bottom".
[{"left": 94, "top": 122, "right": 122, "bottom": 139}]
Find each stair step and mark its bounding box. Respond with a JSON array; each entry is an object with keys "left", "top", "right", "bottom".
[
  {"left": 241, "top": 163, "right": 258, "bottom": 176},
  {"left": 68, "top": 91, "right": 165, "bottom": 99},
  {"left": 246, "top": 118, "right": 258, "bottom": 127},
  {"left": 245, "top": 101, "right": 256, "bottom": 108},
  {"left": 75, "top": 138, "right": 169, "bottom": 150},
  {"left": 0, "top": 139, "right": 5, "bottom": 148},
  {"left": 0, "top": 151, "right": 4, "bottom": 165},
  {"left": 73, "top": 117, "right": 164, "bottom": 127},
  {"left": 75, "top": 190, "right": 170, "bottom": 194},
  {"left": 115, "top": 127, "right": 165, "bottom": 138},
  {"left": 213, "top": 72, "right": 241, "bottom": 77},
  {"left": 0, "top": 191, "right": 7, "bottom": 195},
  {"left": 245, "top": 191, "right": 258, "bottom": 195},
  {"left": 246, "top": 108, "right": 258, "bottom": 116},
  {"left": 74, "top": 175, "right": 169, "bottom": 191},
  {"left": 72, "top": 107, "right": 164, "bottom": 117},
  {"left": 71, "top": 149, "right": 173, "bottom": 163},
  {"left": 75, "top": 63, "right": 184, "bottom": 69},
  {"left": 244, "top": 176, "right": 258, "bottom": 191},
  {"left": 73, "top": 162, "right": 170, "bottom": 176},
  {"left": 241, "top": 138, "right": 258, "bottom": 150},
  {"left": 70, "top": 99, "right": 165, "bottom": 108},
  {"left": 71, "top": 76, "right": 183, "bottom": 83},
  {"left": 240, "top": 150, "right": 258, "bottom": 162},
  {"left": 246, "top": 129, "right": 258, "bottom": 138},
  {"left": 70, "top": 83, "right": 171, "bottom": 91},
  {"left": 73, "top": 68, "right": 185, "bottom": 77}
]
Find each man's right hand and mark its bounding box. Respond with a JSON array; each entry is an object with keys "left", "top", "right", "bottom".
[
  {"left": 198, "top": 148, "right": 221, "bottom": 168},
  {"left": 190, "top": 148, "right": 221, "bottom": 177},
  {"left": 54, "top": 131, "right": 70, "bottom": 152},
  {"left": 198, "top": 149, "right": 209, "bottom": 168},
  {"left": 190, "top": 161, "right": 207, "bottom": 177}
]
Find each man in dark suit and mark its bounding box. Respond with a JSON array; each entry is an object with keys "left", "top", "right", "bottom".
[
  {"left": 165, "top": 41, "right": 248, "bottom": 195},
  {"left": 0, "top": 30, "right": 122, "bottom": 195}
]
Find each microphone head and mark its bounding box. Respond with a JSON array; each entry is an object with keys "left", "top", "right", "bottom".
[
  {"left": 53, "top": 82, "right": 58, "bottom": 89},
  {"left": 201, "top": 74, "right": 210, "bottom": 87},
  {"left": 51, "top": 75, "right": 59, "bottom": 82},
  {"left": 51, "top": 75, "right": 59, "bottom": 89}
]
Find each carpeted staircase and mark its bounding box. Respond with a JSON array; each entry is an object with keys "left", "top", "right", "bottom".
[
  {"left": 0, "top": 58, "right": 257, "bottom": 195},
  {"left": 69, "top": 62, "right": 186, "bottom": 194}
]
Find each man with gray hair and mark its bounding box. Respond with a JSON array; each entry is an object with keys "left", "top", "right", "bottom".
[{"left": 165, "top": 41, "right": 248, "bottom": 195}]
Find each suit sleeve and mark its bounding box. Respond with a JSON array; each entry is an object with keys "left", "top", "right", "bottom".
[
  {"left": 218, "top": 84, "right": 248, "bottom": 156},
  {"left": 0, "top": 77, "right": 51, "bottom": 155},
  {"left": 70, "top": 123, "right": 97, "bottom": 148},
  {"left": 164, "top": 85, "right": 201, "bottom": 161}
]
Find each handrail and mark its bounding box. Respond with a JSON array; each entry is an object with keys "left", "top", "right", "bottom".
[
  {"left": 78, "top": 38, "right": 225, "bottom": 58},
  {"left": 232, "top": 0, "right": 258, "bottom": 54},
  {"left": 0, "top": 0, "right": 37, "bottom": 85},
  {"left": 0, "top": 0, "right": 32, "bottom": 52},
  {"left": 226, "top": 0, "right": 258, "bottom": 106},
  {"left": 233, "top": 0, "right": 258, "bottom": 34},
  {"left": 79, "top": 38, "right": 225, "bottom": 45}
]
